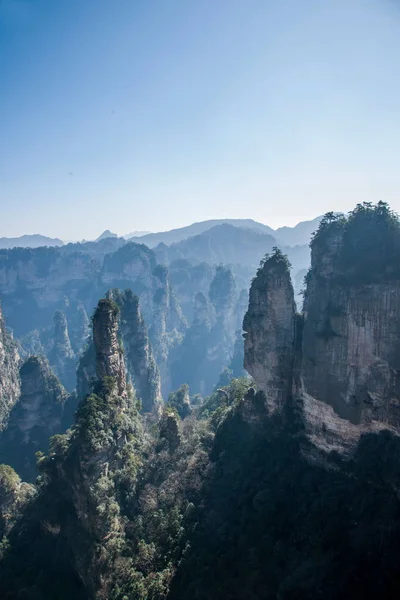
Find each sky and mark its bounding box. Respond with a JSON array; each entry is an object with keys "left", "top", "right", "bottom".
[{"left": 1, "top": 0, "right": 400, "bottom": 240}]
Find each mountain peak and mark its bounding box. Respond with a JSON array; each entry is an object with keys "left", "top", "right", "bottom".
[{"left": 95, "top": 230, "right": 118, "bottom": 242}]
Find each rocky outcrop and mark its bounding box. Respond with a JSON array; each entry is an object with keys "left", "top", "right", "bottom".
[
  {"left": 243, "top": 250, "right": 296, "bottom": 411},
  {"left": 108, "top": 289, "right": 163, "bottom": 415},
  {"left": 101, "top": 242, "right": 157, "bottom": 289},
  {"left": 0, "top": 247, "right": 96, "bottom": 338},
  {"left": 301, "top": 222, "right": 400, "bottom": 430},
  {"left": 101, "top": 246, "right": 187, "bottom": 397},
  {"left": 0, "top": 299, "right": 143, "bottom": 600},
  {"left": 205, "top": 266, "right": 239, "bottom": 390},
  {"left": 69, "top": 303, "right": 90, "bottom": 354},
  {"left": 49, "top": 310, "right": 76, "bottom": 391},
  {"left": 78, "top": 291, "right": 163, "bottom": 415},
  {"left": 295, "top": 207, "right": 400, "bottom": 451},
  {"left": 0, "top": 298, "right": 145, "bottom": 598},
  {"left": 209, "top": 265, "right": 237, "bottom": 322},
  {"left": 170, "top": 267, "right": 242, "bottom": 395},
  {"left": 159, "top": 411, "right": 181, "bottom": 451},
  {"left": 0, "top": 244, "right": 186, "bottom": 388},
  {"left": 0, "top": 305, "right": 21, "bottom": 430},
  {"left": 76, "top": 340, "right": 96, "bottom": 399},
  {"left": 150, "top": 265, "right": 187, "bottom": 395},
  {"left": 0, "top": 356, "right": 71, "bottom": 481},
  {"left": 243, "top": 204, "right": 400, "bottom": 451},
  {"left": 93, "top": 299, "right": 127, "bottom": 397},
  {"left": 168, "top": 259, "right": 215, "bottom": 323}
]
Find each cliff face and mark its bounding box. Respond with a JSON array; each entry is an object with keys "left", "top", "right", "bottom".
[
  {"left": 0, "top": 244, "right": 186, "bottom": 391},
  {"left": 0, "top": 356, "right": 71, "bottom": 481},
  {"left": 206, "top": 266, "right": 238, "bottom": 388},
  {"left": 76, "top": 340, "right": 96, "bottom": 399},
  {"left": 150, "top": 265, "right": 187, "bottom": 395},
  {"left": 93, "top": 299, "right": 127, "bottom": 397},
  {"left": 243, "top": 251, "right": 296, "bottom": 412},
  {"left": 77, "top": 291, "right": 163, "bottom": 415},
  {"left": 69, "top": 304, "right": 90, "bottom": 353},
  {"left": 301, "top": 221, "right": 400, "bottom": 429},
  {"left": 243, "top": 205, "right": 400, "bottom": 450},
  {"left": 5, "top": 203, "right": 400, "bottom": 600},
  {"left": 101, "top": 244, "right": 186, "bottom": 351},
  {"left": 168, "top": 260, "right": 214, "bottom": 323},
  {"left": 170, "top": 207, "right": 400, "bottom": 600},
  {"left": 108, "top": 289, "right": 163, "bottom": 415},
  {"left": 0, "top": 247, "right": 96, "bottom": 337},
  {"left": 0, "top": 305, "right": 21, "bottom": 430},
  {"left": 49, "top": 310, "right": 76, "bottom": 391},
  {"left": 170, "top": 292, "right": 213, "bottom": 394},
  {"left": 170, "top": 266, "right": 242, "bottom": 395},
  {"left": 101, "top": 246, "right": 186, "bottom": 397},
  {"left": 101, "top": 241, "right": 157, "bottom": 288}
]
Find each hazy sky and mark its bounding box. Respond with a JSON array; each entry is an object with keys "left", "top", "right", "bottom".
[{"left": 1, "top": 0, "right": 400, "bottom": 240}]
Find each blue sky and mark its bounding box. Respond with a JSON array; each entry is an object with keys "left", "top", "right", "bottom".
[{"left": 1, "top": 0, "right": 400, "bottom": 240}]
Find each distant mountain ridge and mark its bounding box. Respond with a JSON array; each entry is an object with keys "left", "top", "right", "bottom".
[
  {"left": 124, "top": 230, "right": 151, "bottom": 238},
  {"left": 127, "top": 218, "right": 276, "bottom": 247},
  {"left": 96, "top": 230, "right": 118, "bottom": 242},
  {"left": 274, "top": 215, "right": 323, "bottom": 246},
  {"left": 0, "top": 234, "right": 64, "bottom": 249},
  {"left": 0, "top": 216, "right": 325, "bottom": 251},
  {"left": 160, "top": 223, "right": 277, "bottom": 266}
]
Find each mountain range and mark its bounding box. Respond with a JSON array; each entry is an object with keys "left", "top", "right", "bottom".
[
  {"left": 0, "top": 216, "right": 323, "bottom": 249},
  {"left": 1, "top": 203, "right": 400, "bottom": 599},
  {"left": 0, "top": 234, "right": 64, "bottom": 249}
]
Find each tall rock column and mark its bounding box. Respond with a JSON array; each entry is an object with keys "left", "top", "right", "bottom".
[
  {"left": 108, "top": 290, "right": 162, "bottom": 415},
  {"left": 70, "top": 303, "right": 90, "bottom": 354},
  {"left": 93, "top": 299, "right": 127, "bottom": 397},
  {"left": 170, "top": 292, "right": 213, "bottom": 394},
  {"left": 206, "top": 266, "right": 238, "bottom": 389},
  {"left": 243, "top": 249, "right": 296, "bottom": 411},
  {"left": 0, "top": 304, "right": 21, "bottom": 430},
  {"left": 150, "top": 264, "right": 187, "bottom": 396},
  {"left": 49, "top": 310, "right": 76, "bottom": 391}
]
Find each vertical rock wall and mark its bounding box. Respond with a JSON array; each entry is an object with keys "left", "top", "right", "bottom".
[
  {"left": 108, "top": 289, "right": 163, "bottom": 415},
  {"left": 93, "top": 299, "right": 127, "bottom": 397},
  {"left": 243, "top": 251, "right": 296, "bottom": 411}
]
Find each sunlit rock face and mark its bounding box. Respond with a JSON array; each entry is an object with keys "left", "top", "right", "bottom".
[
  {"left": 244, "top": 205, "right": 400, "bottom": 453},
  {"left": 301, "top": 223, "right": 400, "bottom": 429},
  {"left": 243, "top": 251, "right": 296, "bottom": 412},
  {"left": 93, "top": 299, "right": 127, "bottom": 398}
]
